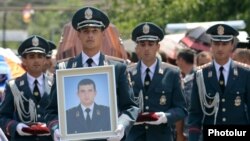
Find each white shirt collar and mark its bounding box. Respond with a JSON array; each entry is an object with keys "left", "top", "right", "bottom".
[
  {"left": 141, "top": 59, "right": 157, "bottom": 74},
  {"left": 214, "top": 58, "right": 231, "bottom": 73},
  {"left": 82, "top": 51, "right": 100, "bottom": 66},
  {"left": 81, "top": 103, "right": 94, "bottom": 118},
  {"left": 27, "top": 73, "right": 44, "bottom": 86}
]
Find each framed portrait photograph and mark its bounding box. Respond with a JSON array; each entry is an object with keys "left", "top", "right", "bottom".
[{"left": 56, "top": 65, "right": 118, "bottom": 141}]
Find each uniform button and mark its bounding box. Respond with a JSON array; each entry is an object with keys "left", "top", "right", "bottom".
[
  {"left": 37, "top": 114, "right": 41, "bottom": 118},
  {"left": 222, "top": 118, "right": 226, "bottom": 122},
  {"left": 222, "top": 108, "right": 226, "bottom": 112},
  {"left": 221, "top": 98, "right": 225, "bottom": 102},
  {"left": 37, "top": 105, "right": 40, "bottom": 108},
  {"left": 145, "top": 125, "right": 148, "bottom": 129},
  {"left": 145, "top": 96, "right": 148, "bottom": 100},
  {"left": 145, "top": 106, "right": 149, "bottom": 110}
]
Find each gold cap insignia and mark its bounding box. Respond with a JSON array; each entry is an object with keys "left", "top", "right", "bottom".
[
  {"left": 234, "top": 96, "right": 241, "bottom": 106},
  {"left": 32, "top": 36, "right": 39, "bottom": 46},
  {"left": 217, "top": 25, "right": 224, "bottom": 35},
  {"left": 159, "top": 95, "right": 167, "bottom": 105},
  {"left": 85, "top": 8, "right": 93, "bottom": 20},
  {"left": 143, "top": 23, "right": 150, "bottom": 34}
]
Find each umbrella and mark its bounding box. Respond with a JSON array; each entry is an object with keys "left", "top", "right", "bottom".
[
  {"left": 0, "top": 48, "right": 25, "bottom": 79},
  {"left": 180, "top": 26, "right": 211, "bottom": 52},
  {"left": 159, "top": 36, "right": 184, "bottom": 59}
]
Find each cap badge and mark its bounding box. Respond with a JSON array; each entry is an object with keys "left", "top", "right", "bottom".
[
  {"left": 143, "top": 24, "right": 150, "bottom": 34},
  {"left": 32, "top": 36, "right": 39, "bottom": 46},
  {"left": 217, "top": 25, "right": 224, "bottom": 35},
  {"left": 85, "top": 8, "right": 93, "bottom": 20}
]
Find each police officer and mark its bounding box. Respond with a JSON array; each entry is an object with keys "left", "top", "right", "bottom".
[
  {"left": 188, "top": 24, "right": 250, "bottom": 141},
  {"left": 0, "top": 35, "right": 53, "bottom": 141},
  {"left": 126, "top": 22, "right": 187, "bottom": 141},
  {"left": 44, "top": 6, "right": 139, "bottom": 141},
  {"left": 44, "top": 40, "right": 57, "bottom": 80}
]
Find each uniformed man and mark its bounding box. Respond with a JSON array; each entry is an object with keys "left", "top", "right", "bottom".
[
  {"left": 0, "top": 35, "right": 53, "bottom": 141},
  {"left": 126, "top": 22, "right": 187, "bottom": 141},
  {"left": 44, "top": 6, "right": 139, "bottom": 141},
  {"left": 188, "top": 24, "right": 250, "bottom": 141},
  {"left": 44, "top": 40, "right": 57, "bottom": 81}
]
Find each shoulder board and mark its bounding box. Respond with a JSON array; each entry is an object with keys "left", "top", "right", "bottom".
[
  {"left": 196, "top": 62, "right": 212, "bottom": 70},
  {"left": 161, "top": 62, "right": 179, "bottom": 70},
  {"left": 105, "top": 55, "right": 126, "bottom": 64},
  {"left": 234, "top": 61, "right": 250, "bottom": 68},
  {"left": 57, "top": 57, "right": 74, "bottom": 69}
]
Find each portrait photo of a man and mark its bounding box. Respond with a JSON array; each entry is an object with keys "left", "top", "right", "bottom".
[{"left": 65, "top": 78, "right": 111, "bottom": 134}]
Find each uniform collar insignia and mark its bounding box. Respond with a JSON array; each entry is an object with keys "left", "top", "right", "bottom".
[
  {"left": 97, "top": 110, "right": 101, "bottom": 116},
  {"left": 233, "top": 68, "right": 238, "bottom": 76},
  {"left": 208, "top": 71, "right": 212, "bottom": 78},
  {"left": 143, "top": 23, "right": 150, "bottom": 34},
  {"left": 132, "top": 69, "right": 137, "bottom": 76},
  {"left": 20, "top": 80, "right": 24, "bottom": 86},
  {"left": 85, "top": 8, "right": 93, "bottom": 20},
  {"left": 72, "top": 62, "right": 77, "bottom": 68},
  {"left": 158, "top": 68, "right": 163, "bottom": 74},
  {"left": 32, "top": 36, "right": 39, "bottom": 46}
]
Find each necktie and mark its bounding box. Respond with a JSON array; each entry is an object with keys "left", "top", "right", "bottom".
[
  {"left": 219, "top": 66, "right": 225, "bottom": 92},
  {"left": 86, "top": 58, "right": 93, "bottom": 67},
  {"left": 33, "top": 79, "right": 41, "bottom": 102},
  {"left": 144, "top": 68, "right": 151, "bottom": 92},
  {"left": 85, "top": 108, "right": 91, "bottom": 127}
]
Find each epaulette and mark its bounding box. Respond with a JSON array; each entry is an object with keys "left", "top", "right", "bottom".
[
  {"left": 105, "top": 55, "right": 127, "bottom": 64},
  {"left": 234, "top": 61, "right": 250, "bottom": 68},
  {"left": 196, "top": 62, "right": 212, "bottom": 70},
  {"left": 161, "top": 62, "right": 179, "bottom": 70},
  {"left": 57, "top": 57, "right": 74, "bottom": 70},
  {"left": 128, "top": 62, "right": 137, "bottom": 69}
]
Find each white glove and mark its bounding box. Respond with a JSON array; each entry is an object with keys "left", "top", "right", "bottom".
[
  {"left": 107, "top": 124, "right": 125, "bottom": 141},
  {"left": 16, "top": 123, "right": 32, "bottom": 136},
  {"left": 53, "top": 129, "right": 61, "bottom": 141},
  {"left": 146, "top": 112, "right": 167, "bottom": 125}
]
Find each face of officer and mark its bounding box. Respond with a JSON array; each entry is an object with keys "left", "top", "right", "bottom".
[
  {"left": 78, "top": 83, "right": 97, "bottom": 107},
  {"left": 77, "top": 27, "right": 104, "bottom": 56},
  {"left": 211, "top": 40, "right": 233, "bottom": 65},
  {"left": 136, "top": 40, "right": 160, "bottom": 66},
  {"left": 22, "top": 53, "right": 46, "bottom": 77}
]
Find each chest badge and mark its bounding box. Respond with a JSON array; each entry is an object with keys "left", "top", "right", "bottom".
[
  {"left": 160, "top": 95, "right": 167, "bottom": 105},
  {"left": 234, "top": 96, "right": 241, "bottom": 106}
]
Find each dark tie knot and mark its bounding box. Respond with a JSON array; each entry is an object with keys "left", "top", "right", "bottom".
[
  {"left": 86, "top": 58, "right": 93, "bottom": 67},
  {"left": 219, "top": 66, "right": 224, "bottom": 72},
  {"left": 34, "top": 79, "right": 38, "bottom": 85},
  {"left": 146, "top": 68, "right": 150, "bottom": 73},
  {"left": 85, "top": 108, "right": 90, "bottom": 113}
]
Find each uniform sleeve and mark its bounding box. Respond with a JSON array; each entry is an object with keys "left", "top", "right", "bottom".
[
  {"left": 44, "top": 73, "right": 59, "bottom": 133},
  {"left": 188, "top": 72, "right": 203, "bottom": 141},
  {"left": 0, "top": 83, "right": 18, "bottom": 137},
  {"left": 115, "top": 63, "right": 140, "bottom": 129},
  {"left": 166, "top": 70, "right": 188, "bottom": 124},
  {"left": 246, "top": 68, "right": 250, "bottom": 123}
]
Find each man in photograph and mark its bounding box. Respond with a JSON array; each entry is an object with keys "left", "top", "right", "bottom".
[{"left": 66, "top": 78, "right": 110, "bottom": 134}]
